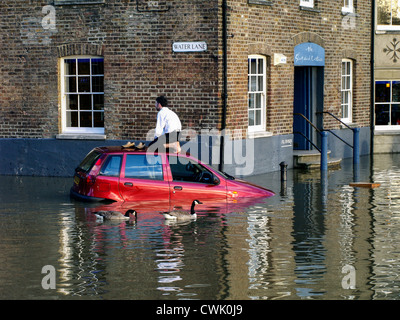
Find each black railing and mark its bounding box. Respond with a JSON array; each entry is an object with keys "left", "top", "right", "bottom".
[
  {"left": 316, "top": 111, "right": 360, "bottom": 164},
  {"left": 293, "top": 113, "right": 328, "bottom": 170}
]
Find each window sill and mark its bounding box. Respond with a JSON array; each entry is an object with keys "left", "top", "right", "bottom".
[
  {"left": 340, "top": 121, "right": 357, "bottom": 129},
  {"left": 54, "top": 0, "right": 105, "bottom": 5},
  {"left": 248, "top": 0, "right": 273, "bottom": 6},
  {"left": 299, "top": 6, "right": 320, "bottom": 13},
  {"left": 56, "top": 133, "right": 106, "bottom": 140},
  {"left": 374, "top": 128, "right": 400, "bottom": 135},
  {"left": 341, "top": 10, "right": 358, "bottom": 17},
  {"left": 376, "top": 26, "right": 400, "bottom": 33},
  {"left": 247, "top": 131, "right": 273, "bottom": 139}
]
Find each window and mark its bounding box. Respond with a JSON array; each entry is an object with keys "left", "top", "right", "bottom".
[
  {"left": 342, "top": 0, "right": 354, "bottom": 13},
  {"left": 77, "top": 150, "right": 101, "bottom": 172},
  {"left": 125, "top": 154, "right": 163, "bottom": 180},
  {"left": 99, "top": 155, "right": 122, "bottom": 177},
  {"left": 60, "top": 56, "right": 104, "bottom": 134},
  {"left": 300, "top": 0, "right": 314, "bottom": 8},
  {"left": 168, "top": 156, "right": 216, "bottom": 184},
  {"left": 377, "top": 0, "right": 400, "bottom": 30},
  {"left": 341, "top": 59, "right": 353, "bottom": 123},
  {"left": 375, "top": 80, "right": 400, "bottom": 128},
  {"left": 248, "top": 55, "right": 266, "bottom": 132}
]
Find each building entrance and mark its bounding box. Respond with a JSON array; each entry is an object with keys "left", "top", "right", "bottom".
[
  {"left": 293, "top": 66, "right": 324, "bottom": 150},
  {"left": 293, "top": 42, "right": 325, "bottom": 151}
]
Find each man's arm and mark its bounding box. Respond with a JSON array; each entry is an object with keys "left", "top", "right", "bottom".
[{"left": 154, "top": 111, "right": 165, "bottom": 139}]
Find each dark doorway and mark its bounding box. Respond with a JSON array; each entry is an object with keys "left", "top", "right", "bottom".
[{"left": 293, "top": 66, "right": 324, "bottom": 150}]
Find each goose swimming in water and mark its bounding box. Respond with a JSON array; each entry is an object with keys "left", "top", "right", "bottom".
[
  {"left": 162, "top": 200, "right": 202, "bottom": 220},
  {"left": 95, "top": 210, "right": 137, "bottom": 221}
]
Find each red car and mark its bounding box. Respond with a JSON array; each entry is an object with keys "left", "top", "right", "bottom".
[{"left": 70, "top": 146, "right": 274, "bottom": 211}]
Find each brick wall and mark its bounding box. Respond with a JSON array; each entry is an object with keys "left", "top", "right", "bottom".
[
  {"left": 0, "top": 0, "right": 219, "bottom": 140},
  {"left": 223, "top": 0, "right": 372, "bottom": 136},
  {"left": 0, "top": 0, "right": 371, "bottom": 142}
]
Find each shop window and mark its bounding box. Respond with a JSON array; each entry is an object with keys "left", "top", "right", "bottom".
[
  {"left": 375, "top": 80, "right": 400, "bottom": 128},
  {"left": 60, "top": 56, "right": 104, "bottom": 135},
  {"left": 248, "top": 55, "right": 267, "bottom": 132},
  {"left": 341, "top": 59, "right": 353, "bottom": 123},
  {"left": 377, "top": 0, "right": 400, "bottom": 30}
]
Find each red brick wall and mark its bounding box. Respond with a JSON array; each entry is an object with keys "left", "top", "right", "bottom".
[
  {"left": 222, "top": 0, "right": 372, "bottom": 136},
  {"left": 0, "top": 0, "right": 219, "bottom": 139},
  {"left": 0, "top": 0, "right": 371, "bottom": 140}
]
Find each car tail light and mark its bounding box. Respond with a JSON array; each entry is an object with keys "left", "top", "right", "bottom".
[{"left": 86, "top": 175, "right": 96, "bottom": 185}]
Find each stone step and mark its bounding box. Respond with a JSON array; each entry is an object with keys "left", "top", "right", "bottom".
[
  {"left": 295, "top": 157, "right": 342, "bottom": 170},
  {"left": 293, "top": 150, "right": 341, "bottom": 170}
]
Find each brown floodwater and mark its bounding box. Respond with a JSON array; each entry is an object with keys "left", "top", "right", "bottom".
[{"left": 1, "top": 153, "right": 400, "bottom": 300}]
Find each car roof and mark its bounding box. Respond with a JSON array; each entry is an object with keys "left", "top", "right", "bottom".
[{"left": 94, "top": 145, "right": 189, "bottom": 157}]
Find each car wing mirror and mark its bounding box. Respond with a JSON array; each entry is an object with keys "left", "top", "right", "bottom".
[{"left": 213, "top": 175, "right": 220, "bottom": 185}]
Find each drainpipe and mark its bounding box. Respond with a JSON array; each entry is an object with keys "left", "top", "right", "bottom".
[
  {"left": 370, "top": 0, "right": 375, "bottom": 156},
  {"left": 219, "top": 0, "right": 228, "bottom": 172}
]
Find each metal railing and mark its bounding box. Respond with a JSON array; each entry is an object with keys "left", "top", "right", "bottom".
[
  {"left": 317, "top": 111, "right": 360, "bottom": 165},
  {"left": 293, "top": 113, "right": 329, "bottom": 171},
  {"left": 294, "top": 111, "right": 360, "bottom": 170}
]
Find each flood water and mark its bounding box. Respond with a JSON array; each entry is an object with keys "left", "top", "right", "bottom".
[{"left": 1, "top": 153, "right": 400, "bottom": 300}]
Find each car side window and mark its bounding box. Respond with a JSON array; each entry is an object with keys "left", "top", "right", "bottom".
[
  {"left": 168, "top": 155, "right": 215, "bottom": 184},
  {"left": 99, "top": 155, "right": 122, "bottom": 177},
  {"left": 125, "top": 154, "right": 163, "bottom": 180}
]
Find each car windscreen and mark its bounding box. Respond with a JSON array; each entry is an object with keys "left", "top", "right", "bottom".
[{"left": 76, "top": 150, "right": 102, "bottom": 173}]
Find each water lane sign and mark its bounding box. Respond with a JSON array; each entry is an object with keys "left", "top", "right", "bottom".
[
  {"left": 172, "top": 41, "right": 207, "bottom": 52},
  {"left": 294, "top": 42, "right": 325, "bottom": 66}
]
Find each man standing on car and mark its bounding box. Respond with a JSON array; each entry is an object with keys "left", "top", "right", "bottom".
[{"left": 149, "top": 95, "right": 182, "bottom": 153}]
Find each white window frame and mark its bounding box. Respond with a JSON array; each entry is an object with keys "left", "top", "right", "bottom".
[
  {"left": 341, "top": 59, "right": 353, "bottom": 124},
  {"left": 377, "top": 0, "right": 400, "bottom": 31},
  {"left": 248, "top": 55, "right": 267, "bottom": 133},
  {"left": 342, "top": 0, "right": 354, "bottom": 13},
  {"left": 375, "top": 80, "right": 400, "bottom": 130},
  {"left": 60, "top": 55, "right": 105, "bottom": 135},
  {"left": 300, "top": 0, "right": 314, "bottom": 8}
]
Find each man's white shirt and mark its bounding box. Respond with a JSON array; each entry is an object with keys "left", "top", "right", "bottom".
[{"left": 154, "top": 107, "right": 182, "bottom": 139}]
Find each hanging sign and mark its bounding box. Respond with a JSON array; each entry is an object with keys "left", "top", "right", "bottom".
[
  {"left": 172, "top": 41, "right": 207, "bottom": 52},
  {"left": 294, "top": 43, "right": 325, "bottom": 66}
]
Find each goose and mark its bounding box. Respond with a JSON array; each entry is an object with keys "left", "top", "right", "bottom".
[
  {"left": 162, "top": 200, "right": 202, "bottom": 220},
  {"left": 94, "top": 209, "right": 137, "bottom": 221}
]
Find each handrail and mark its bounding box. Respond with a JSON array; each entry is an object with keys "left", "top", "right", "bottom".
[
  {"left": 293, "top": 131, "right": 321, "bottom": 152},
  {"left": 316, "top": 111, "right": 354, "bottom": 130},
  {"left": 293, "top": 113, "right": 322, "bottom": 134},
  {"left": 316, "top": 111, "right": 354, "bottom": 148},
  {"left": 293, "top": 112, "right": 329, "bottom": 170},
  {"left": 316, "top": 111, "right": 360, "bottom": 165},
  {"left": 325, "top": 129, "right": 353, "bottom": 148}
]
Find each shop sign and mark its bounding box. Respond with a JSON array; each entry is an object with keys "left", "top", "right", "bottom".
[{"left": 294, "top": 43, "right": 325, "bottom": 66}]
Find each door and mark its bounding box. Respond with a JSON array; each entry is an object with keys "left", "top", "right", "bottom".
[
  {"left": 293, "top": 66, "right": 324, "bottom": 150},
  {"left": 166, "top": 154, "right": 227, "bottom": 210},
  {"left": 119, "top": 153, "right": 170, "bottom": 210}
]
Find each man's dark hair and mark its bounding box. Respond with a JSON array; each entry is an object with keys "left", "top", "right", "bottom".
[{"left": 156, "top": 96, "right": 168, "bottom": 107}]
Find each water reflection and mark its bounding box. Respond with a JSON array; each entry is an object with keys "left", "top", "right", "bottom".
[{"left": 3, "top": 154, "right": 400, "bottom": 299}]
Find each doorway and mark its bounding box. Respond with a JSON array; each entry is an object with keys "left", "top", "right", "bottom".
[{"left": 293, "top": 66, "right": 324, "bottom": 150}]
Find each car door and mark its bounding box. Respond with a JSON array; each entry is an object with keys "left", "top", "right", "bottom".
[
  {"left": 166, "top": 154, "right": 227, "bottom": 209},
  {"left": 93, "top": 154, "right": 124, "bottom": 202},
  {"left": 119, "top": 153, "right": 170, "bottom": 208}
]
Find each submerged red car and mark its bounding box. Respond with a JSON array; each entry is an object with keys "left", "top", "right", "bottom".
[{"left": 70, "top": 146, "right": 274, "bottom": 208}]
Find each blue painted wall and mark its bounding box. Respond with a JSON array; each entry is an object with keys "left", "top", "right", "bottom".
[{"left": 0, "top": 130, "right": 370, "bottom": 177}]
